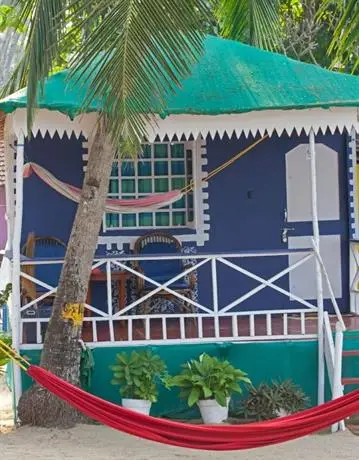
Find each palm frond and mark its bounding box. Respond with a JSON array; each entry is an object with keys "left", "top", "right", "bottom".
[
  {"left": 215, "top": 0, "right": 282, "bottom": 51},
  {"left": 3, "top": 0, "right": 210, "bottom": 152},
  {"left": 68, "top": 0, "right": 210, "bottom": 151},
  {"left": 319, "top": 0, "right": 359, "bottom": 71},
  {"left": 1, "top": 0, "right": 68, "bottom": 130}
]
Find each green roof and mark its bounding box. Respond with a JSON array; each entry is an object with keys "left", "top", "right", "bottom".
[{"left": 1, "top": 35, "right": 359, "bottom": 118}]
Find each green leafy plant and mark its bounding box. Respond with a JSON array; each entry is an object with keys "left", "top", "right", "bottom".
[
  {"left": 240, "top": 380, "right": 310, "bottom": 420},
  {"left": 0, "top": 333, "right": 12, "bottom": 376},
  {"left": 110, "top": 350, "right": 167, "bottom": 403},
  {"left": 166, "top": 353, "right": 251, "bottom": 408},
  {"left": 0, "top": 284, "right": 12, "bottom": 306}
]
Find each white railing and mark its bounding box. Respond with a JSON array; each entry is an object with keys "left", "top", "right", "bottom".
[
  {"left": 18, "top": 248, "right": 326, "bottom": 348},
  {"left": 323, "top": 312, "right": 346, "bottom": 432},
  {"left": 332, "top": 322, "right": 345, "bottom": 432}
]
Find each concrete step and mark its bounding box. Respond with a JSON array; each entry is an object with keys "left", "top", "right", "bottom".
[
  {"left": 342, "top": 377, "right": 359, "bottom": 386},
  {"left": 342, "top": 350, "right": 359, "bottom": 357}
]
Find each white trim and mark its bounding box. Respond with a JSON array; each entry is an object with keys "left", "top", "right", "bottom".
[
  {"left": 97, "top": 136, "right": 210, "bottom": 250},
  {"left": 349, "top": 130, "right": 357, "bottom": 237},
  {"left": 7, "top": 107, "right": 359, "bottom": 141},
  {"left": 4, "top": 118, "right": 15, "bottom": 241},
  {"left": 349, "top": 130, "right": 359, "bottom": 313},
  {"left": 105, "top": 141, "right": 191, "bottom": 230},
  {"left": 19, "top": 308, "right": 318, "bottom": 349},
  {"left": 146, "top": 108, "right": 359, "bottom": 141},
  {"left": 309, "top": 129, "right": 325, "bottom": 405},
  {"left": 19, "top": 248, "right": 314, "bottom": 264},
  {"left": 8, "top": 109, "right": 98, "bottom": 139},
  {"left": 0, "top": 119, "right": 15, "bottom": 293},
  {"left": 19, "top": 250, "right": 331, "bottom": 349},
  {"left": 12, "top": 133, "right": 25, "bottom": 409},
  {"left": 19, "top": 335, "right": 319, "bottom": 350}
]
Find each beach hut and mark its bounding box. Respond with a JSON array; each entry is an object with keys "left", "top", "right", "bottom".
[{"left": 1, "top": 35, "right": 359, "bottom": 417}]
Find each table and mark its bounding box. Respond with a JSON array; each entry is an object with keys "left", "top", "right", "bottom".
[{"left": 86, "top": 270, "right": 132, "bottom": 313}]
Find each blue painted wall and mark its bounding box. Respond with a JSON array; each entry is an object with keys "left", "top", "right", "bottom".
[
  {"left": 22, "top": 133, "right": 84, "bottom": 245},
  {"left": 198, "top": 131, "right": 349, "bottom": 313},
  {"left": 21, "top": 130, "right": 349, "bottom": 314}
]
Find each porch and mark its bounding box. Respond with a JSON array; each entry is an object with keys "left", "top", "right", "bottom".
[{"left": 18, "top": 246, "right": 341, "bottom": 349}]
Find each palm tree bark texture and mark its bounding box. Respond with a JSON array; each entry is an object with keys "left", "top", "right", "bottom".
[{"left": 18, "top": 121, "right": 114, "bottom": 427}]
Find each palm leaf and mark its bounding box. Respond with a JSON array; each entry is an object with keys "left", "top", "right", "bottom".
[
  {"left": 215, "top": 0, "right": 282, "bottom": 51},
  {"left": 68, "top": 0, "right": 210, "bottom": 150},
  {"left": 1, "top": 0, "right": 68, "bottom": 131},
  {"left": 3, "top": 0, "right": 210, "bottom": 152},
  {"left": 320, "top": 0, "right": 359, "bottom": 71}
]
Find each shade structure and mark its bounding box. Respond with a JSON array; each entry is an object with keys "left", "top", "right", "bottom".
[{"left": 1, "top": 36, "right": 359, "bottom": 118}]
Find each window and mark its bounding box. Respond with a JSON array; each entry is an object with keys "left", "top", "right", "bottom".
[{"left": 105, "top": 142, "right": 194, "bottom": 230}]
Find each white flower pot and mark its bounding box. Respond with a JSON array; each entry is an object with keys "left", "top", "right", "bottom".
[
  {"left": 276, "top": 408, "right": 290, "bottom": 418},
  {"left": 198, "top": 398, "right": 230, "bottom": 424},
  {"left": 122, "top": 398, "right": 152, "bottom": 415}
]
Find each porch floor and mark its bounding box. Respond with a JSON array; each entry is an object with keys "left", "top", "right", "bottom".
[{"left": 80, "top": 313, "right": 359, "bottom": 344}]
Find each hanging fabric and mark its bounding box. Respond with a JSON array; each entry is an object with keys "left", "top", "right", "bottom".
[
  {"left": 23, "top": 163, "right": 183, "bottom": 213},
  {"left": 23, "top": 136, "right": 268, "bottom": 213},
  {"left": 0, "top": 342, "right": 358, "bottom": 452},
  {"left": 25, "top": 365, "right": 359, "bottom": 450}
]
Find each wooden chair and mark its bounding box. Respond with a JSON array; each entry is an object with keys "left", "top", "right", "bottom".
[
  {"left": 133, "top": 231, "right": 196, "bottom": 314},
  {"left": 21, "top": 234, "right": 66, "bottom": 316}
]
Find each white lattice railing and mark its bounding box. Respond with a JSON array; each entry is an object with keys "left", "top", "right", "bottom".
[{"left": 19, "top": 248, "right": 323, "bottom": 349}]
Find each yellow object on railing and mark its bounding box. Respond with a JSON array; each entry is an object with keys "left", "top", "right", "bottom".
[{"left": 61, "top": 303, "right": 85, "bottom": 327}]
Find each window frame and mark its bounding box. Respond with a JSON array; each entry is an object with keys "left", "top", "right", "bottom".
[{"left": 103, "top": 140, "right": 196, "bottom": 232}]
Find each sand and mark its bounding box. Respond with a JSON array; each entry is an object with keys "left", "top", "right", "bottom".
[
  {"left": 0, "top": 372, "right": 13, "bottom": 431},
  {"left": 1, "top": 425, "right": 358, "bottom": 460},
  {"left": 1, "top": 377, "right": 358, "bottom": 460}
]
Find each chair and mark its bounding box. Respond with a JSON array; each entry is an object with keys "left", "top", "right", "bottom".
[
  {"left": 21, "top": 234, "right": 66, "bottom": 317},
  {"left": 133, "top": 231, "right": 196, "bottom": 314}
]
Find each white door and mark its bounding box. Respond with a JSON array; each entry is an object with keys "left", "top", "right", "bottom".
[{"left": 285, "top": 143, "right": 346, "bottom": 310}]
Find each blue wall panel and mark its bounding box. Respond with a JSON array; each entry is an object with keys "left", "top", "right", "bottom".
[
  {"left": 22, "top": 130, "right": 349, "bottom": 313},
  {"left": 22, "top": 133, "right": 84, "bottom": 246}
]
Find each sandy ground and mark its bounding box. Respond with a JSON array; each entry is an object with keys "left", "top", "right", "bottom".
[
  {"left": 1, "top": 376, "right": 358, "bottom": 460},
  {"left": 0, "top": 372, "right": 13, "bottom": 430}
]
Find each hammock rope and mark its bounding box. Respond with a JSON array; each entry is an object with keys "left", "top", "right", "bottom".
[
  {"left": 1, "top": 338, "right": 359, "bottom": 451},
  {"left": 23, "top": 135, "right": 268, "bottom": 213}
]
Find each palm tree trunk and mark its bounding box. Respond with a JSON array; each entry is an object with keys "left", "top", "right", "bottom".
[{"left": 18, "top": 121, "right": 114, "bottom": 427}]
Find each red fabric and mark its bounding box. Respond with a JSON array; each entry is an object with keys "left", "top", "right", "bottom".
[
  {"left": 91, "top": 267, "right": 102, "bottom": 275},
  {"left": 28, "top": 365, "right": 359, "bottom": 451}
]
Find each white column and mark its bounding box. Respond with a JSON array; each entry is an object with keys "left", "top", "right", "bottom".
[
  {"left": 309, "top": 129, "right": 325, "bottom": 405},
  {"left": 332, "top": 322, "right": 345, "bottom": 432},
  {"left": 1, "top": 119, "right": 15, "bottom": 294},
  {"left": 349, "top": 128, "right": 359, "bottom": 314},
  {"left": 211, "top": 258, "right": 219, "bottom": 338},
  {"left": 11, "top": 133, "right": 25, "bottom": 409}
]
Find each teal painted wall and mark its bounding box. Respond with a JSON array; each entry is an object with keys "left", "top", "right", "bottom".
[{"left": 22, "top": 340, "right": 325, "bottom": 419}]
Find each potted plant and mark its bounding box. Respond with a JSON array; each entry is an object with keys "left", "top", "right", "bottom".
[
  {"left": 167, "top": 353, "right": 251, "bottom": 424},
  {"left": 241, "top": 380, "right": 309, "bottom": 421},
  {"left": 110, "top": 349, "right": 166, "bottom": 415}
]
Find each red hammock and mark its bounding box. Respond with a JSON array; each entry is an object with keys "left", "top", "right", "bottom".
[{"left": 28, "top": 365, "right": 359, "bottom": 451}]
